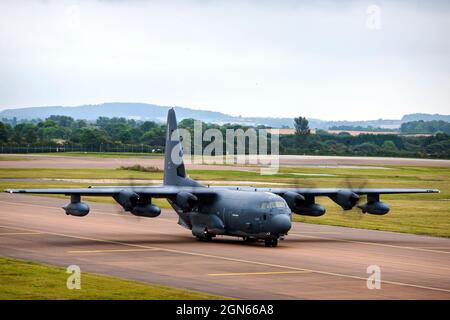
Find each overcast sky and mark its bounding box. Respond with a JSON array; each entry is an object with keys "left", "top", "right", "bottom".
[{"left": 0, "top": 0, "right": 449, "bottom": 120}]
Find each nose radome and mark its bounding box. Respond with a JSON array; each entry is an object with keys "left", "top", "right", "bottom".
[{"left": 270, "top": 214, "right": 292, "bottom": 234}]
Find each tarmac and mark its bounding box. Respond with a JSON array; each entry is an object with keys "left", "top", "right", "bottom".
[{"left": 1, "top": 193, "right": 449, "bottom": 299}]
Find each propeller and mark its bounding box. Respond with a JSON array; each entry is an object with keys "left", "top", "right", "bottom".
[
  {"left": 285, "top": 173, "right": 318, "bottom": 207},
  {"left": 112, "top": 176, "right": 143, "bottom": 222},
  {"left": 337, "top": 176, "right": 369, "bottom": 220},
  {"left": 286, "top": 172, "right": 369, "bottom": 220},
  {"left": 109, "top": 158, "right": 142, "bottom": 221},
  {"left": 287, "top": 172, "right": 318, "bottom": 189}
]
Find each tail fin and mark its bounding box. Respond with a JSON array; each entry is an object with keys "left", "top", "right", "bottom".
[{"left": 163, "top": 108, "right": 201, "bottom": 187}]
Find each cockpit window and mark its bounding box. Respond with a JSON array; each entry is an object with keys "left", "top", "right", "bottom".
[{"left": 260, "top": 201, "right": 287, "bottom": 209}]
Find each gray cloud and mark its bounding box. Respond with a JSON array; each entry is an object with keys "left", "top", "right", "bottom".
[{"left": 0, "top": 0, "right": 449, "bottom": 120}]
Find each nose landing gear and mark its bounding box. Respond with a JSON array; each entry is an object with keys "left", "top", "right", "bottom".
[{"left": 264, "top": 238, "right": 278, "bottom": 247}]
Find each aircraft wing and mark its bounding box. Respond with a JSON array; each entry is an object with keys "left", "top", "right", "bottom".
[
  {"left": 4, "top": 186, "right": 217, "bottom": 198},
  {"left": 227, "top": 187, "right": 439, "bottom": 214},
  {"left": 246, "top": 187, "right": 440, "bottom": 196}
]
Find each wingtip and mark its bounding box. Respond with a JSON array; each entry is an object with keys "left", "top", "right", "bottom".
[{"left": 4, "top": 189, "right": 25, "bottom": 193}]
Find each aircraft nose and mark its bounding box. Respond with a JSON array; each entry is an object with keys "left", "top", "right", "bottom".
[{"left": 270, "top": 214, "right": 292, "bottom": 234}]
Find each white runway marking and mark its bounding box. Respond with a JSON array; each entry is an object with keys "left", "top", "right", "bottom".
[{"left": 289, "top": 233, "right": 450, "bottom": 254}]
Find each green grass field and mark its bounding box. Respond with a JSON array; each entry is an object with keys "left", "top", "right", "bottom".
[
  {"left": 0, "top": 257, "right": 228, "bottom": 300},
  {"left": 0, "top": 156, "right": 30, "bottom": 161},
  {"left": 21, "top": 152, "right": 163, "bottom": 158},
  {"left": 1, "top": 165, "right": 449, "bottom": 237}
]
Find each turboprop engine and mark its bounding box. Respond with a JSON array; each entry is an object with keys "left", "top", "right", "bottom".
[
  {"left": 293, "top": 203, "right": 326, "bottom": 216},
  {"left": 113, "top": 190, "right": 161, "bottom": 218},
  {"left": 330, "top": 190, "right": 360, "bottom": 210},
  {"left": 63, "top": 194, "right": 90, "bottom": 217},
  {"left": 282, "top": 192, "right": 326, "bottom": 217},
  {"left": 130, "top": 203, "right": 161, "bottom": 218},
  {"left": 175, "top": 191, "right": 198, "bottom": 211},
  {"left": 113, "top": 189, "right": 139, "bottom": 211}
]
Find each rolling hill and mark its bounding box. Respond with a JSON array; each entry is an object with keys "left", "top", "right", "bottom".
[{"left": 0, "top": 102, "right": 448, "bottom": 129}]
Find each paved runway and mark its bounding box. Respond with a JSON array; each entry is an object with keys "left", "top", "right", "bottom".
[{"left": 0, "top": 193, "right": 449, "bottom": 299}]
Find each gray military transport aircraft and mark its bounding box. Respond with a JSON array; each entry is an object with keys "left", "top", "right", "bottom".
[{"left": 5, "top": 109, "right": 439, "bottom": 247}]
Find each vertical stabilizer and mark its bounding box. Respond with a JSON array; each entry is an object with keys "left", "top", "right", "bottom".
[{"left": 163, "top": 109, "right": 201, "bottom": 187}]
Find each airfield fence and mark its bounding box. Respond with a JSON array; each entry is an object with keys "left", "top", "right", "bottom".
[{"left": 0, "top": 144, "right": 163, "bottom": 154}]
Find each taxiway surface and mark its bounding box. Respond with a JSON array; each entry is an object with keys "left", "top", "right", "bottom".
[{"left": 0, "top": 193, "right": 449, "bottom": 299}]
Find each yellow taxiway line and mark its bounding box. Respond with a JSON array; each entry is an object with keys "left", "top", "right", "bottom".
[
  {"left": 208, "top": 270, "right": 311, "bottom": 277},
  {"left": 68, "top": 248, "right": 159, "bottom": 254}
]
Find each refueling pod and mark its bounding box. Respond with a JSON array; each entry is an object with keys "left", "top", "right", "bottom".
[
  {"left": 63, "top": 194, "right": 90, "bottom": 217},
  {"left": 357, "top": 194, "right": 390, "bottom": 215}
]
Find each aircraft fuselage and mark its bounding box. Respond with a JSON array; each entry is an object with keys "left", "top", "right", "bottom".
[{"left": 170, "top": 189, "right": 292, "bottom": 244}]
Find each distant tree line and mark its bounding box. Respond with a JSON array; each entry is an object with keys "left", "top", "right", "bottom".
[
  {"left": 400, "top": 120, "right": 450, "bottom": 135},
  {"left": 281, "top": 130, "right": 450, "bottom": 158},
  {"left": 0, "top": 115, "right": 166, "bottom": 149},
  {"left": 284, "top": 118, "right": 449, "bottom": 158},
  {"left": 0, "top": 115, "right": 449, "bottom": 159},
  {"left": 328, "top": 125, "right": 397, "bottom": 132}
]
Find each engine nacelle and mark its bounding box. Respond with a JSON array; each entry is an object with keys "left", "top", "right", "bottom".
[
  {"left": 292, "top": 203, "right": 326, "bottom": 217},
  {"left": 63, "top": 202, "right": 90, "bottom": 217},
  {"left": 114, "top": 190, "right": 139, "bottom": 211},
  {"left": 282, "top": 191, "right": 305, "bottom": 208},
  {"left": 357, "top": 201, "right": 390, "bottom": 215},
  {"left": 330, "top": 190, "right": 360, "bottom": 210},
  {"left": 131, "top": 204, "right": 161, "bottom": 218},
  {"left": 175, "top": 191, "right": 198, "bottom": 211}
]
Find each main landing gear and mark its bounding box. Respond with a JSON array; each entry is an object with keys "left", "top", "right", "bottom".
[
  {"left": 264, "top": 238, "right": 278, "bottom": 247},
  {"left": 196, "top": 228, "right": 214, "bottom": 242},
  {"left": 243, "top": 236, "right": 257, "bottom": 243}
]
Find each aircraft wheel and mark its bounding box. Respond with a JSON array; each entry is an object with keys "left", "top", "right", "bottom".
[
  {"left": 264, "top": 239, "right": 278, "bottom": 247},
  {"left": 198, "top": 228, "right": 213, "bottom": 242},
  {"left": 264, "top": 239, "right": 276, "bottom": 247},
  {"left": 196, "top": 235, "right": 212, "bottom": 242}
]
